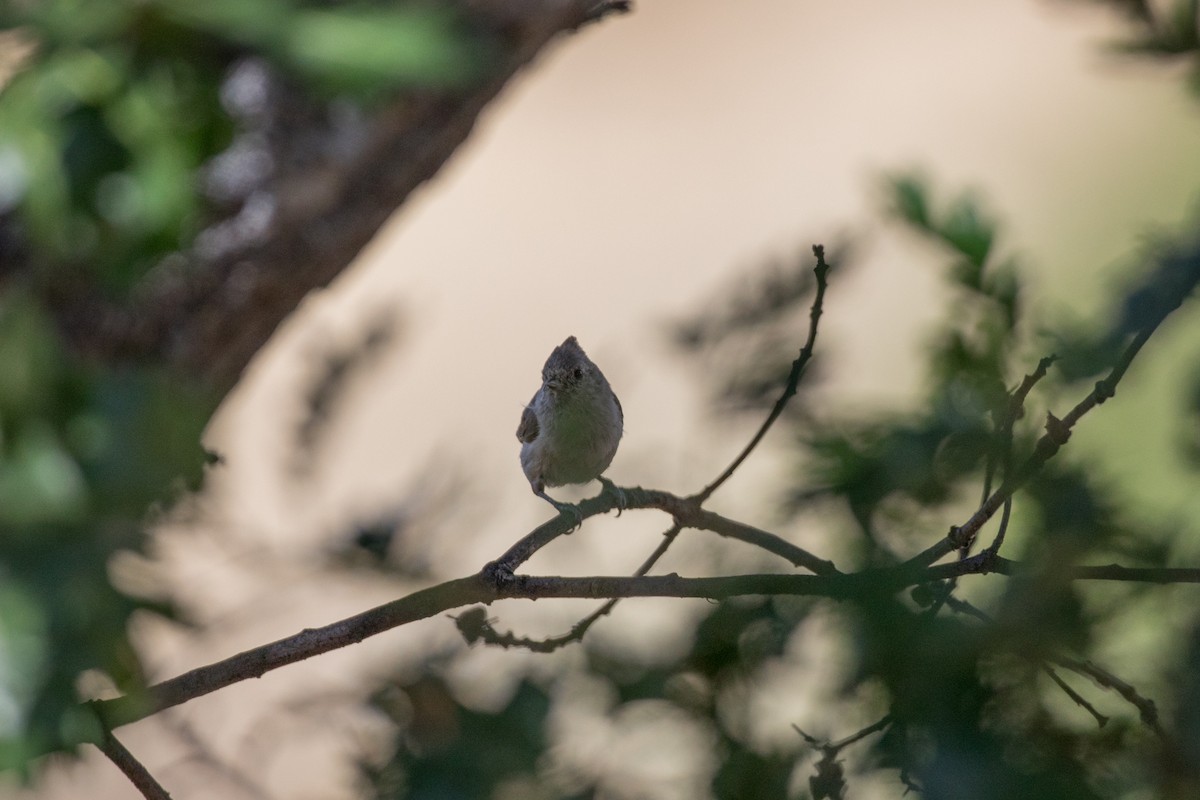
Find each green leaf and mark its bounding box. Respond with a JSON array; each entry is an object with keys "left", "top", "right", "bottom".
[
  {"left": 286, "top": 7, "right": 487, "bottom": 91},
  {"left": 888, "top": 173, "right": 931, "bottom": 229}
]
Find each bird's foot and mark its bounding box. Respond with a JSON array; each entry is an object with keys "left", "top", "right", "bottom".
[
  {"left": 597, "top": 476, "right": 627, "bottom": 517},
  {"left": 536, "top": 490, "right": 583, "bottom": 532},
  {"left": 552, "top": 500, "right": 584, "bottom": 532}
]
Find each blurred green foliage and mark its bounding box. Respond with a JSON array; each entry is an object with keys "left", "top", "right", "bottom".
[
  {"left": 0, "top": 291, "right": 210, "bottom": 770},
  {"left": 0, "top": 0, "right": 485, "bottom": 774},
  {"left": 363, "top": 676, "right": 555, "bottom": 799},
  {"left": 0, "top": 0, "right": 486, "bottom": 294},
  {"left": 1079, "top": 0, "right": 1200, "bottom": 93}
]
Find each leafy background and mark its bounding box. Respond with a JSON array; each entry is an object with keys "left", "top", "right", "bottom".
[{"left": 2, "top": 1, "right": 1200, "bottom": 798}]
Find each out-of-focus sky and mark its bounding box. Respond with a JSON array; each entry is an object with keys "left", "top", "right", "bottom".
[{"left": 9, "top": 1, "right": 1200, "bottom": 798}]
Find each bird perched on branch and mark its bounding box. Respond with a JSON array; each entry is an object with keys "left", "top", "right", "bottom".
[{"left": 517, "top": 336, "right": 623, "bottom": 523}]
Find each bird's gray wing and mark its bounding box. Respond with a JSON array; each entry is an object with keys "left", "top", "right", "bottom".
[
  {"left": 613, "top": 391, "right": 623, "bottom": 425},
  {"left": 516, "top": 402, "right": 540, "bottom": 443}
]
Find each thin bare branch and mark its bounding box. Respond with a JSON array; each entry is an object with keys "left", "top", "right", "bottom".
[
  {"left": 929, "top": 355, "right": 1055, "bottom": 617},
  {"left": 98, "top": 730, "right": 173, "bottom": 800},
  {"left": 1043, "top": 666, "right": 1109, "bottom": 728},
  {"left": 795, "top": 715, "right": 892, "bottom": 800},
  {"left": 930, "top": 555, "right": 1200, "bottom": 584},
  {"left": 691, "top": 508, "right": 839, "bottom": 574},
  {"left": 980, "top": 355, "right": 1057, "bottom": 507},
  {"left": 93, "top": 576, "right": 490, "bottom": 731},
  {"left": 944, "top": 594, "right": 1164, "bottom": 736},
  {"left": 470, "top": 522, "right": 683, "bottom": 652},
  {"left": 1055, "top": 657, "right": 1164, "bottom": 736},
  {"left": 829, "top": 715, "right": 893, "bottom": 750},
  {"left": 477, "top": 488, "right": 835, "bottom": 652},
  {"left": 693, "top": 244, "right": 831, "bottom": 503},
  {"left": 983, "top": 497, "right": 1013, "bottom": 555}
]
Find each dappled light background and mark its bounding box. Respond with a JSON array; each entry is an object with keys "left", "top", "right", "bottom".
[{"left": 5, "top": 1, "right": 1200, "bottom": 798}]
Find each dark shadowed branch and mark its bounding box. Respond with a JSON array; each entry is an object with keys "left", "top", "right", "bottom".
[
  {"left": 28, "top": 0, "right": 630, "bottom": 392},
  {"left": 1055, "top": 656, "right": 1165, "bottom": 736}
]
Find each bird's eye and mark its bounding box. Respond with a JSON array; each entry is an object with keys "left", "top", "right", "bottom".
[{"left": 573, "top": 367, "right": 584, "bottom": 380}]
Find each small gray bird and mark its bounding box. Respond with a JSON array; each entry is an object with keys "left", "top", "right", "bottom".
[{"left": 517, "top": 336, "right": 623, "bottom": 521}]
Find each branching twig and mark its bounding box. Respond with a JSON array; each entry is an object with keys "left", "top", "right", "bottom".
[
  {"left": 979, "top": 354, "right": 1056, "bottom": 554},
  {"left": 795, "top": 716, "right": 893, "bottom": 800},
  {"left": 983, "top": 498, "right": 1013, "bottom": 556},
  {"left": 903, "top": 326, "right": 1165, "bottom": 571},
  {"left": 466, "top": 522, "right": 683, "bottom": 652},
  {"left": 98, "top": 730, "right": 173, "bottom": 800},
  {"left": 693, "top": 508, "right": 839, "bottom": 574},
  {"left": 1055, "top": 656, "right": 1164, "bottom": 737},
  {"left": 84, "top": 555, "right": 1200, "bottom": 741},
  {"left": 930, "top": 555, "right": 1200, "bottom": 583},
  {"left": 979, "top": 355, "right": 1056, "bottom": 507},
  {"left": 943, "top": 594, "right": 1162, "bottom": 736},
  {"left": 693, "top": 244, "right": 831, "bottom": 504},
  {"left": 926, "top": 354, "right": 1056, "bottom": 617},
  {"left": 829, "top": 714, "right": 893, "bottom": 750}
]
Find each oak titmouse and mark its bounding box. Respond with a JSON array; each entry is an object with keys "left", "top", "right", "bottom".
[{"left": 517, "top": 336, "right": 623, "bottom": 519}]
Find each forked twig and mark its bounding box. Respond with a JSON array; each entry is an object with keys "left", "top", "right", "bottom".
[
  {"left": 943, "top": 594, "right": 1161, "bottom": 736},
  {"left": 462, "top": 523, "right": 682, "bottom": 652},
  {"left": 795, "top": 715, "right": 893, "bottom": 800},
  {"left": 923, "top": 354, "right": 1056, "bottom": 617},
  {"left": 903, "top": 326, "right": 1168, "bottom": 572}
]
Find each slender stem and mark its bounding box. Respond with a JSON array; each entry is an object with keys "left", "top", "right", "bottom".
[
  {"left": 98, "top": 730, "right": 173, "bottom": 800},
  {"left": 477, "top": 523, "right": 683, "bottom": 652},
  {"left": 692, "top": 508, "right": 839, "bottom": 574},
  {"left": 1054, "top": 656, "right": 1164, "bottom": 736},
  {"left": 983, "top": 497, "right": 1013, "bottom": 554},
  {"left": 829, "top": 714, "right": 893, "bottom": 750},
  {"left": 694, "top": 244, "right": 831, "bottom": 504},
  {"left": 1043, "top": 667, "right": 1108, "bottom": 728}
]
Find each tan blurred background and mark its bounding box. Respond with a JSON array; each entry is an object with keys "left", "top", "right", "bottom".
[{"left": 9, "top": 1, "right": 1200, "bottom": 798}]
